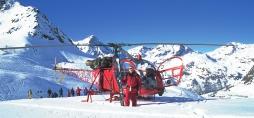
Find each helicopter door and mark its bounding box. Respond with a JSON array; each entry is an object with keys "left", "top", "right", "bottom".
[{"left": 157, "top": 56, "right": 184, "bottom": 87}]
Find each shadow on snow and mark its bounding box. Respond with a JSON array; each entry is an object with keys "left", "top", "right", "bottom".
[{"left": 138, "top": 96, "right": 202, "bottom": 106}]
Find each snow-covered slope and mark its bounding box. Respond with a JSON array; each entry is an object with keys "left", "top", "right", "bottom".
[
  {"left": 0, "top": 0, "right": 92, "bottom": 100},
  {"left": 243, "top": 65, "right": 254, "bottom": 84},
  {"left": 0, "top": 54, "right": 89, "bottom": 100},
  {"left": 207, "top": 42, "right": 254, "bottom": 81},
  {"left": 0, "top": 1, "right": 93, "bottom": 67},
  {"left": 181, "top": 52, "right": 227, "bottom": 94},
  {"left": 183, "top": 43, "right": 254, "bottom": 95}
]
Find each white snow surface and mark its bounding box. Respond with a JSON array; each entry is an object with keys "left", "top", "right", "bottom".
[{"left": 0, "top": 86, "right": 254, "bottom": 118}]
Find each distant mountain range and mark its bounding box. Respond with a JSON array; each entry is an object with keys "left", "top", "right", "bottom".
[{"left": 127, "top": 42, "right": 254, "bottom": 94}]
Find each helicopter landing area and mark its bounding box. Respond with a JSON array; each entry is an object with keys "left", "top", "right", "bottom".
[{"left": 1, "top": 95, "right": 254, "bottom": 118}]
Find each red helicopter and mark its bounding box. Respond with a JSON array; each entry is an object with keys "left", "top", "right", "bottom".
[
  {"left": 54, "top": 43, "right": 184, "bottom": 106},
  {"left": 1, "top": 42, "right": 233, "bottom": 106}
]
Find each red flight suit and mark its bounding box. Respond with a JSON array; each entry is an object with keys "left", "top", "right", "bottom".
[
  {"left": 76, "top": 87, "right": 81, "bottom": 96},
  {"left": 122, "top": 71, "right": 141, "bottom": 106}
]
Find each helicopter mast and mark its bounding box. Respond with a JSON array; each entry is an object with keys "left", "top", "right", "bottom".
[{"left": 110, "top": 43, "right": 125, "bottom": 106}]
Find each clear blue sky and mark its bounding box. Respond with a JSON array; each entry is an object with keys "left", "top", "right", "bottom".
[{"left": 19, "top": 0, "right": 254, "bottom": 52}]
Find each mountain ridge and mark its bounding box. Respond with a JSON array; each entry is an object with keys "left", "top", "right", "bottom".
[{"left": 73, "top": 35, "right": 112, "bottom": 57}]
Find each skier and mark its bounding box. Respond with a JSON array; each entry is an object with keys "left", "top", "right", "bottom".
[
  {"left": 59, "top": 88, "right": 63, "bottom": 97},
  {"left": 122, "top": 66, "right": 141, "bottom": 106},
  {"left": 28, "top": 89, "right": 32, "bottom": 99},
  {"left": 76, "top": 87, "right": 81, "bottom": 96},
  {"left": 47, "top": 88, "right": 52, "bottom": 98}
]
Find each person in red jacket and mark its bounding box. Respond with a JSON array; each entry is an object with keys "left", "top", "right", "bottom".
[
  {"left": 76, "top": 87, "right": 81, "bottom": 96},
  {"left": 122, "top": 66, "right": 141, "bottom": 106}
]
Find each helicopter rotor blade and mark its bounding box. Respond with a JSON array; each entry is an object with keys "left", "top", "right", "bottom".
[
  {"left": 0, "top": 43, "right": 111, "bottom": 50},
  {"left": 0, "top": 42, "right": 235, "bottom": 50},
  {"left": 118, "top": 43, "right": 235, "bottom": 47}
]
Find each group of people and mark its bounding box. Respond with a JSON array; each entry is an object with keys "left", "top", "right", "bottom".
[
  {"left": 47, "top": 88, "right": 63, "bottom": 98},
  {"left": 67, "top": 87, "right": 88, "bottom": 97},
  {"left": 27, "top": 87, "right": 89, "bottom": 99}
]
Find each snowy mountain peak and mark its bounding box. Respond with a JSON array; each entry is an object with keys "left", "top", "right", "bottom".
[
  {"left": 146, "top": 44, "right": 193, "bottom": 59},
  {"left": 228, "top": 42, "right": 242, "bottom": 45},
  {"left": 128, "top": 45, "right": 152, "bottom": 56},
  {"left": 74, "top": 35, "right": 101, "bottom": 45},
  {"left": 32, "top": 9, "right": 73, "bottom": 44},
  {"left": 74, "top": 35, "right": 112, "bottom": 57},
  {"left": 0, "top": 1, "right": 91, "bottom": 66},
  {"left": 154, "top": 44, "right": 193, "bottom": 56},
  {"left": 0, "top": 1, "right": 73, "bottom": 50},
  {"left": 0, "top": 1, "right": 37, "bottom": 48},
  {"left": 128, "top": 44, "right": 193, "bottom": 58},
  {"left": 207, "top": 42, "right": 254, "bottom": 59}
]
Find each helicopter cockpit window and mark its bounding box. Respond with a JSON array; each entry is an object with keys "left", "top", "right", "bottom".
[{"left": 141, "top": 68, "right": 157, "bottom": 89}]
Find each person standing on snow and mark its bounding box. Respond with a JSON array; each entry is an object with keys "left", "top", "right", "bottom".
[
  {"left": 122, "top": 66, "right": 141, "bottom": 106},
  {"left": 71, "top": 87, "right": 75, "bottom": 96},
  {"left": 28, "top": 89, "right": 32, "bottom": 99},
  {"left": 59, "top": 88, "right": 63, "bottom": 97},
  {"left": 83, "top": 87, "right": 88, "bottom": 95},
  {"left": 67, "top": 89, "right": 71, "bottom": 97},
  {"left": 76, "top": 87, "right": 81, "bottom": 96},
  {"left": 47, "top": 88, "right": 52, "bottom": 98}
]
